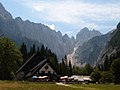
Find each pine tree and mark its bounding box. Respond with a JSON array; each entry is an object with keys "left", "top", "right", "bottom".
[
  {"left": 20, "top": 43, "right": 28, "bottom": 63},
  {"left": 103, "top": 55, "right": 109, "bottom": 71},
  {"left": 40, "top": 45, "right": 46, "bottom": 59},
  {"left": 84, "top": 64, "right": 93, "bottom": 75},
  {"left": 28, "top": 44, "right": 36, "bottom": 58},
  {"left": 69, "top": 60, "right": 72, "bottom": 76},
  {"left": 61, "top": 59, "right": 66, "bottom": 75}
]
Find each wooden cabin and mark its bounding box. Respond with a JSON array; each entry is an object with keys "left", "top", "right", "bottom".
[{"left": 15, "top": 52, "right": 58, "bottom": 81}]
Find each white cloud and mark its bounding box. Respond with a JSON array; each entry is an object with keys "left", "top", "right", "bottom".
[
  {"left": 19, "top": 0, "right": 120, "bottom": 23},
  {"left": 45, "top": 24, "right": 56, "bottom": 30},
  {"left": 33, "top": 5, "right": 44, "bottom": 12},
  {"left": 14, "top": 0, "right": 120, "bottom": 34}
]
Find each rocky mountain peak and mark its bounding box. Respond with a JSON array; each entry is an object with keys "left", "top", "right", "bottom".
[
  {"left": 57, "top": 31, "right": 62, "bottom": 38},
  {"left": 76, "top": 27, "right": 101, "bottom": 46},
  {"left": 117, "top": 22, "right": 120, "bottom": 29},
  {"left": 80, "top": 27, "right": 89, "bottom": 32},
  {"left": 15, "top": 17, "right": 23, "bottom": 22},
  {"left": 0, "top": 2, "right": 12, "bottom": 20},
  {"left": 63, "top": 34, "right": 69, "bottom": 39}
]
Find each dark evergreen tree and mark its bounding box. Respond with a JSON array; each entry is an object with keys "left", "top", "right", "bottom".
[
  {"left": 61, "top": 59, "right": 66, "bottom": 75},
  {"left": 32, "top": 44, "right": 36, "bottom": 54},
  {"left": 84, "top": 64, "right": 93, "bottom": 75},
  {"left": 20, "top": 43, "right": 28, "bottom": 63},
  {"left": 37, "top": 47, "right": 40, "bottom": 52},
  {"left": 99, "top": 71, "right": 114, "bottom": 84},
  {"left": 28, "top": 44, "right": 36, "bottom": 58},
  {"left": 40, "top": 45, "right": 46, "bottom": 59},
  {"left": 103, "top": 55, "right": 109, "bottom": 71},
  {"left": 90, "top": 69, "right": 102, "bottom": 83},
  {"left": 111, "top": 58, "right": 120, "bottom": 84},
  {"left": 69, "top": 60, "right": 72, "bottom": 76}
]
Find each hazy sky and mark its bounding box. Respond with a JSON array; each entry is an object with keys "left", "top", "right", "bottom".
[{"left": 0, "top": 0, "right": 120, "bottom": 37}]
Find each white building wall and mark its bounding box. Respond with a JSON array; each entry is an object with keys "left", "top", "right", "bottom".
[{"left": 39, "top": 63, "right": 56, "bottom": 74}]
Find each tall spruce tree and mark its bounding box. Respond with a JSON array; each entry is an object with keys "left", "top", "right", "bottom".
[
  {"left": 103, "top": 55, "right": 109, "bottom": 71},
  {"left": 69, "top": 60, "right": 72, "bottom": 76},
  {"left": 20, "top": 43, "right": 28, "bottom": 63},
  {"left": 61, "top": 59, "right": 66, "bottom": 75},
  {"left": 28, "top": 44, "right": 36, "bottom": 58}
]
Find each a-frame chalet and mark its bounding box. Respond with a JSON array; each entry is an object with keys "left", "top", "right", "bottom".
[{"left": 15, "top": 52, "right": 58, "bottom": 81}]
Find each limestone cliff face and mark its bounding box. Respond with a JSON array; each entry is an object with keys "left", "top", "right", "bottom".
[
  {"left": 0, "top": 3, "right": 22, "bottom": 43},
  {"left": 14, "top": 17, "right": 75, "bottom": 60},
  {"left": 0, "top": 2, "right": 75, "bottom": 60},
  {"left": 76, "top": 27, "right": 101, "bottom": 46},
  {"left": 67, "top": 27, "right": 103, "bottom": 66},
  {"left": 76, "top": 33, "right": 110, "bottom": 65},
  {"left": 96, "top": 22, "right": 120, "bottom": 65}
]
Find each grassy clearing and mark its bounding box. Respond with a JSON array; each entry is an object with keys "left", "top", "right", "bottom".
[
  {"left": 0, "top": 81, "right": 120, "bottom": 90},
  {"left": 72, "top": 84, "right": 120, "bottom": 90},
  {"left": 0, "top": 81, "right": 82, "bottom": 90}
]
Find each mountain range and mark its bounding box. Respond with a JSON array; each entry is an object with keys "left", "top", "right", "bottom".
[
  {"left": 1, "top": 2, "right": 119, "bottom": 67},
  {"left": 0, "top": 2, "right": 75, "bottom": 60}
]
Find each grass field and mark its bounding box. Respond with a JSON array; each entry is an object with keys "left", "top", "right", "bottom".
[{"left": 0, "top": 81, "right": 120, "bottom": 90}]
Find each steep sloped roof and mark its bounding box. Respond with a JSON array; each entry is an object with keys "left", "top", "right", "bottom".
[
  {"left": 16, "top": 52, "right": 42, "bottom": 74},
  {"left": 16, "top": 51, "right": 58, "bottom": 79},
  {"left": 25, "top": 58, "right": 57, "bottom": 77}
]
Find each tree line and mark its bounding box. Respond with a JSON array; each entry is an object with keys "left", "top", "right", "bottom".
[
  {"left": 91, "top": 50, "right": 120, "bottom": 84},
  {"left": 20, "top": 42, "right": 93, "bottom": 76},
  {"left": 1, "top": 37, "right": 120, "bottom": 84},
  {"left": 0, "top": 37, "right": 93, "bottom": 80}
]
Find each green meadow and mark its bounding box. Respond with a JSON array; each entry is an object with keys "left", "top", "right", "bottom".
[{"left": 0, "top": 81, "right": 120, "bottom": 90}]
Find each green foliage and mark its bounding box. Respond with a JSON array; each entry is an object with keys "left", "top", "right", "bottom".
[
  {"left": 71, "top": 64, "right": 93, "bottom": 76},
  {"left": 60, "top": 59, "right": 66, "bottom": 75},
  {"left": 103, "top": 55, "right": 109, "bottom": 71},
  {"left": 111, "top": 58, "right": 120, "bottom": 84},
  {"left": 99, "top": 71, "right": 114, "bottom": 84},
  {"left": 0, "top": 37, "right": 23, "bottom": 80},
  {"left": 0, "top": 81, "right": 120, "bottom": 90},
  {"left": 90, "top": 69, "right": 102, "bottom": 83},
  {"left": 28, "top": 44, "right": 36, "bottom": 58},
  {"left": 69, "top": 60, "right": 72, "bottom": 76},
  {"left": 59, "top": 58, "right": 73, "bottom": 76},
  {"left": 84, "top": 64, "right": 93, "bottom": 75},
  {"left": 19, "top": 43, "right": 27, "bottom": 64}
]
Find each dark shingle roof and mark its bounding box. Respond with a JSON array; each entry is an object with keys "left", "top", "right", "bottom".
[
  {"left": 16, "top": 52, "right": 42, "bottom": 74},
  {"left": 16, "top": 52, "right": 57, "bottom": 79}
]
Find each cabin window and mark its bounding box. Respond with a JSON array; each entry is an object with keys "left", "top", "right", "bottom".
[{"left": 48, "top": 71, "right": 51, "bottom": 74}]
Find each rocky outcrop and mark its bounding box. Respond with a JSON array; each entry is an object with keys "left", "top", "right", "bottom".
[
  {"left": 76, "top": 27, "right": 101, "bottom": 46},
  {"left": 96, "top": 22, "right": 120, "bottom": 65},
  {"left": 67, "top": 27, "right": 102, "bottom": 66},
  {"left": 76, "top": 33, "right": 110, "bottom": 65}
]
